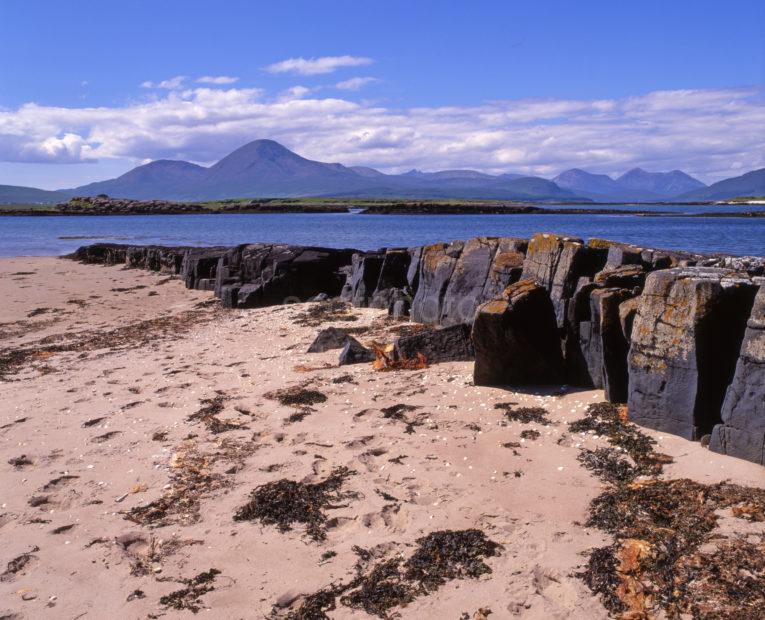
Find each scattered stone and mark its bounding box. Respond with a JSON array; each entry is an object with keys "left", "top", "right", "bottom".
[{"left": 338, "top": 337, "right": 375, "bottom": 365}]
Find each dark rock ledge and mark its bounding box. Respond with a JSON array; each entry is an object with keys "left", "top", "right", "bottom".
[{"left": 68, "top": 236, "right": 765, "bottom": 466}]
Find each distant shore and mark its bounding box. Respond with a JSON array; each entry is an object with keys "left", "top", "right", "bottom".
[{"left": 1, "top": 195, "right": 764, "bottom": 217}]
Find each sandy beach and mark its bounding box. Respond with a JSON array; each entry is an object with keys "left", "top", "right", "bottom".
[{"left": 1, "top": 257, "right": 763, "bottom": 619}]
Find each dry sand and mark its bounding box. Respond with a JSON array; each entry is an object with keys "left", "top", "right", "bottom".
[{"left": 0, "top": 257, "right": 762, "bottom": 619}]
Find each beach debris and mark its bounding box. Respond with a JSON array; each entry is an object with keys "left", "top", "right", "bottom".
[
  {"left": 8, "top": 454, "right": 33, "bottom": 468},
  {"left": 495, "top": 403, "right": 551, "bottom": 424},
  {"left": 91, "top": 430, "right": 121, "bottom": 443},
  {"left": 279, "top": 529, "right": 502, "bottom": 619},
  {"left": 582, "top": 479, "right": 765, "bottom": 618},
  {"left": 124, "top": 440, "right": 227, "bottom": 527},
  {"left": 0, "top": 546, "right": 39, "bottom": 582},
  {"left": 573, "top": 403, "right": 765, "bottom": 617},
  {"left": 371, "top": 342, "right": 428, "bottom": 371},
  {"left": 188, "top": 393, "right": 246, "bottom": 434},
  {"left": 293, "top": 300, "right": 357, "bottom": 327},
  {"left": 159, "top": 568, "right": 221, "bottom": 613},
  {"left": 331, "top": 373, "right": 356, "bottom": 384},
  {"left": 264, "top": 385, "right": 328, "bottom": 408},
  {"left": 234, "top": 467, "right": 357, "bottom": 541},
  {"left": 0, "top": 308, "right": 215, "bottom": 379},
  {"left": 519, "top": 429, "right": 540, "bottom": 440},
  {"left": 380, "top": 404, "right": 422, "bottom": 434},
  {"left": 82, "top": 416, "right": 106, "bottom": 427},
  {"left": 569, "top": 402, "right": 672, "bottom": 476}
]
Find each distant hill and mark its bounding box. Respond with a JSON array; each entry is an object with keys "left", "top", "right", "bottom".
[
  {"left": 60, "top": 139, "right": 582, "bottom": 201},
  {"left": 1, "top": 138, "right": 754, "bottom": 203},
  {"left": 67, "top": 160, "right": 207, "bottom": 200},
  {"left": 0, "top": 184, "right": 68, "bottom": 204},
  {"left": 616, "top": 168, "right": 705, "bottom": 197},
  {"left": 554, "top": 167, "right": 706, "bottom": 201},
  {"left": 677, "top": 168, "right": 765, "bottom": 201}
]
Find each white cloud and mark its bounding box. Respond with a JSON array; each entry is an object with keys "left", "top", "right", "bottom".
[
  {"left": 335, "top": 77, "right": 379, "bottom": 91},
  {"left": 265, "top": 55, "right": 373, "bottom": 75},
  {"left": 196, "top": 75, "right": 239, "bottom": 85},
  {"left": 0, "top": 86, "right": 763, "bottom": 182},
  {"left": 141, "top": 76, "right": 187, "bottom": 89}
]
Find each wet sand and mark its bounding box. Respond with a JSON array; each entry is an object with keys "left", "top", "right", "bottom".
[{"left": 1, "top": 257, "right": 762, "bottom": 619}]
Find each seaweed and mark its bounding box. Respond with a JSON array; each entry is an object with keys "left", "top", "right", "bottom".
[
  {"left": 574, "top": 404, "right": 765, "bottom": 618},
  {"left": 293, "top": 300, "right": 357, "bottom": 327},
  {"left": 159, "top": 568, "right": 221, "bottom": 613},
  {"left": 281, "top": 529, "right": 502, "bottom": 619},
  {"left": 380, "top": 404, "right": 422, "bottom": 434},
  {"left": 495, "top": 403, "right": 551, "bottom": 424},
  {"left": 264, "top": 386, "right": 328, "bottom": 408},
  {"left": 0, "top": 547, "right": 38, "bottom": 582},
  {"left": 188, "top": 394, "right": 245, "bottom": 434},
  {"left": 234, "top": 467, "right": 356, "bottom": 541},
  {"left": 125, "top": 441, "right": 227, "bottom": 527},
  {"left": 569, "top": 402, "right": 671, "bottom": 475},
  {"left": 519, "top": 429, "right": 540, "bottom": 440}
]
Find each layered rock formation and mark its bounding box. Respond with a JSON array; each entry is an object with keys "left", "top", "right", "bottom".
[{"left": 69, "top": 236, "right": 764, "bottom": 466}]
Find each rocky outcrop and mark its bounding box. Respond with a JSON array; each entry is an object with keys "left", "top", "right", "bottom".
[
  {"left": 214, "top": 244, "right": 356, "bottom": 308},
  {"left": 307, "top": 327, "right": 356, "bottom": 353},
  {"left": 341, "top": 252, "right": 385, "bottom": 307},
  {"left": 410, "top": 241, "right": 464, "bottom": 324},
  {"left": 627, "top": 268, "right": 758, "bottom": 440},
  {"left": 182, "top": 248, "right": 228, "bottom": 291},
  {"left": 710, "top": 286, "right": 765, "bottom": 464},
  {"left": 473, "top": 280, "right": 564, "bottom": 386},
  {"left": 69, "top": 239, "right": 765, "bottom": 466},
  {"left": 394, "top": 323, "right": 473, "bottom": 364},
  {"left": 521, "top": 233, "right": 608, "bottom": 331},
  {"left": 338, "top": 337, "right": 375, "bottom": 365}
]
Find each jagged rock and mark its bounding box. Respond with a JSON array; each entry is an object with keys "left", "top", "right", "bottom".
[
  {"left": 182, "top": 247, "right": 227, "bottom": 290},
  {"left": 710, "top": 286, "right": 765, "bottom": 464},
  {"left": 307, "top": 327, "right": 353, "bottom": 353},
  {"left": 472, "top": 280, "right": 564, "bottom": 386},
  {"left": 411, "top": 241, "right": 464, "bottom": 324},
  {"left": 69, "top": 243, "right": 128, "bottom": 265},
  {"left": 338, "top": 337, "right": 375, "bottom": 365},
  {"left": 593, "top": 264, "right": 646, "bottom": 289},
  {"left": 406, "top": 246, "right": 423, "bottom": 292},
  {"left": 618, "top": 296, "right": 641, "bottom": 341},
  {"left": 440, "top": 238, "right": 498, "bottom": 326},
  {"left": 394, "top": 323, "right": 473, "bottom": 364},
  {"left": 214, "top": 244, "right": 355, "bottom": 309},
  {"left": 521, "top": 233, "right": 607, "bottom": 330},
  {"left": 480, "top": 238, "right": 528, "bottom": 302},
  {"left": 370, "top": 249, "right": 411, "bottom": 309},
  {"left": 627, "top": 268, "right": 758, "bottom": 440},
  {"left": 580, "top": 288, "right": 634, "bottom": 402},
  {"left": 343, "top": 252, "right": 385, "bottom": 307},
  {"left": 386, "top": 288, "right": 412, "bottom": 318},
  {"left": 309, "top": 293, "right": 330, "bottom": 302}
]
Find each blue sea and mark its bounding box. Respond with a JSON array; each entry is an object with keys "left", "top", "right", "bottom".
[{"left": 1, "top": 204, "right": 764, "bottom": 257}]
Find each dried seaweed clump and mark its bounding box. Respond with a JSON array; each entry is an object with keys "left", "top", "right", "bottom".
[
  {"left": 293, "top": 300, "right": 357, "bottom": 326},
  {"left": 159, "top": 568, "right": 221, "bottom": 613},
  {"left": 188, "top": 394, "right": 246, "bottom": 434},
  {"left": 371, "top": 342, "right": 428, "bottom": 372},
  {"left": 125, "top": 441, "right": 226, "bottom": 527},
  {"left": 264, "top": 385, "right": 328, "bottom": 408},
  {"left": 582, "top": 477, "right": 765, "bottom": 617},
  {"left": 495, "top": 403, "right": 551, "bottom": 424},
  {"left": 234, "top": 467, "right": 356, "bottom": 541},
  {"left": 282, "top": 529, "right": 502, "bottom": 619},
  {"left": 569, "top": 402, "right": 672, "bottom": 476}
]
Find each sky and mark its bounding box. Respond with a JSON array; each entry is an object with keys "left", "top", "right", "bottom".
[{"left": 1, "top": 0, "right": 764, "bottom": 189}]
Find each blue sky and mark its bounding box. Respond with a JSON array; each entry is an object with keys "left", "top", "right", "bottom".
[{"left": 1, "top": 0, "right": 763, "bottom": 188}]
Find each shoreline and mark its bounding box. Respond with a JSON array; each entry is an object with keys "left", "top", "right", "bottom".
[{"left": 1, "top": 256, "right": 763, "bottom": 618}]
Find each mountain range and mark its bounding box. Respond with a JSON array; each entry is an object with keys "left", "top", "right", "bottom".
[{"left": 0, "top": 139, "right": 762, "bottom": 203}]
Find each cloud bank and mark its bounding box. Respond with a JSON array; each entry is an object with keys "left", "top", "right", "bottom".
[
  {"left": 0, "top": 86, "right": 763, "bottom": 182},
  {"left": 265, "top": 55, "right": 373, "bottom": 75}
]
